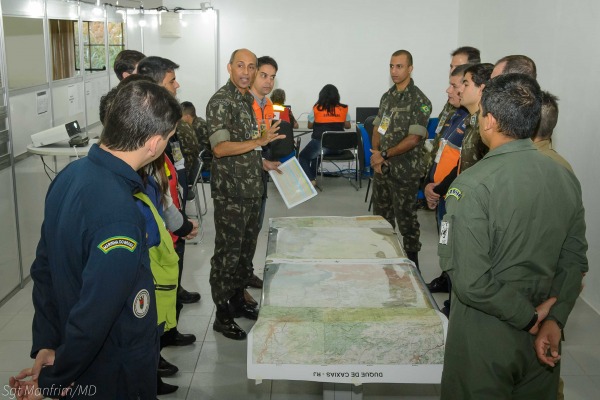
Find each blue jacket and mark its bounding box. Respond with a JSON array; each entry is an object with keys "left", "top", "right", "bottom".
[{"left": 30, "top": 144, "right": 159, "bottom": 399}]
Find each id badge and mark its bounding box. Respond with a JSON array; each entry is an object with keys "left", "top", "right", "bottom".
[
  {"left": 378, "top": 114, "right": 391, "bottom": 135},
  {"left": 171, "top": 142, "right": 185, "bottom": 170},
  {"left": 434, "top": 139, "right": 447, "bottom": 164}
]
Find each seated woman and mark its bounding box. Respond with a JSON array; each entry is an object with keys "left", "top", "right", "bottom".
[
  {"left": 298, "top": 84, "right": 351, "bottom": 185},
  {"left": 271, "top": 88, "right": 299, "bottom": 129}
]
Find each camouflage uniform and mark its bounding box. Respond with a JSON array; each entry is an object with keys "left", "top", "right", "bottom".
[
  {"left": 176, "top": 120, "right": 201, "bottom": 182},
  {"left": 459, "top": 113, "right": 488, "bottom": 173},
  {"left": 192, "top": 116, "right": 213, "bottom": 176},
  {"left": 206, "top": 80, "right": 263, "bottom": 306},
  {"left": 372, "top": 79, "right": 432, "bottom": 253},
  {"left": 192, "top": 116, "right": 210, "bottom": 151},
  {"left": 426, "top": 102, "right": 457, "bottom": 173}
]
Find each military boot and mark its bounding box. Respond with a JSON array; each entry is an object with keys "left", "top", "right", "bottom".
[
  {"left": 213, "top": 304, "right": 246, "bottom": 340},
  {"left": 230, "top": 289, "right": 259, "bottom": 320},
  {"left": 406, "top": 251, "right": 420, "bottom": 271}
]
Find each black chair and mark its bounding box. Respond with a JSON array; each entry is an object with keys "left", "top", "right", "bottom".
[
  {"left": 316, "top": 131, "right": 361, "bottom": 190},
  {"left": 363, "top": 115, "right": 377, "bottom": 210},
  {"left": 268, "top": 120, "right": 295, "bottom": 161},
  {"left": 189, "top": 149, "right": 210, "bottom": 220}
]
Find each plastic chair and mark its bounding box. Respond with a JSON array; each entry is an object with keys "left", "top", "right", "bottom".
[
  {"left": 189, "top": 149, "right": 210, "bottom": 220},
  {"left": 362, "top": 115, "right": 377, "bottom": 209},
  {"left": 316, "top": 131, "right": 361, "bottom": 190}
]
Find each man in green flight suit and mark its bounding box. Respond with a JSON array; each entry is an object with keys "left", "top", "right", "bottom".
[
  {"left": 438, "top": 73, "right": 588, "bottom": 399},
  {"left": 206, "top": 48, "right": 283, "bottom": 340},
  {"left": 370, "top": 49, "right": 432, "bottom": 268}
]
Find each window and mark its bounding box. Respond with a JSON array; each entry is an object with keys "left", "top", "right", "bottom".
[{"left": 73, "top": 21, "right": 124, "bottom": 72}]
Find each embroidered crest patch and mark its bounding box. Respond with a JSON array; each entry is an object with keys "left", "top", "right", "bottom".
[
  {"left": 98, "top": 236, "right": 138, "bottom": 254},
  {"left": 133, "top": 289, "right": 150, "bottom": 318},
  {"left": 420, "top": 104, "right": 431, "bottom": 114},
  {"left": 447, "top": 188, "right": 462, "bottom": 201}
]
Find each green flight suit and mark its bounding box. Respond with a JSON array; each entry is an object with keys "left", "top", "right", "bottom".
[{"left": 438, "top": 139, "right": 588, "bottom": 400}]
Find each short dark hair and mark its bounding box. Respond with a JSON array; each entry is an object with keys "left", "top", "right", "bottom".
[
  {"left": 451, "top": 63, "right": 471, "bottom": 77},
  {"left": 113, "top": 50, "right": 145, "bottom": 81},
  {"left": 391, "top": 49, "right": 413, "bottom": 66},
  {"left": 99, "top": 75, "right": 155, "bottom": 124},
  {"left": 100, "top": 79, "right": 182, "bottom": 151},
  {"left": 451, "top": 46, "right": 481, "bottom": 64},
  {"left": 495, "top": 55, "right": 537, "bottom": 79},
  {"left": 136, "top": 56, "right": 180, "bottom": 84},
  {"left": 481, "top": 73, "right": 542, "bottom": 140},
  {"left": 465, "top": 63, "right": 494, "bottom": 87},
  {"left": 533, "top": 91, "right": 559, "bottom": 140},
  {"left": 257, "top": 56, "right": 278, "bottom": 72},
  {"left": 180, "top": 101, "right": 197, "bottom": 118},
  {"left": 271, "top": 88, "right": 286, "bottom": 105}
]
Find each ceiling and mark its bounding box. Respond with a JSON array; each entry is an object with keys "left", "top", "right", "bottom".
[{"left": 98, "top": 1, "right": 165, "bottom": 9}]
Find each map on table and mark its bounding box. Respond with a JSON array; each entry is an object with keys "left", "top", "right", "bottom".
[
  {"left": 248, "top": 216, "right": 446, "bottom": 384},
  {"left": 267, "top": 216, "right": 406, "bottom": 263}
]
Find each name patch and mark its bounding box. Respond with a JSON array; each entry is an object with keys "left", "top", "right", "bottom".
[
  {"left": 446, "top": 188, "right": 462, "bottom": 201},
  {"left": 439, "top": 221, "right": 449, "bottom": 245},
  {"left": 98, "top": 236, "right": 138, "bottom": 254}
]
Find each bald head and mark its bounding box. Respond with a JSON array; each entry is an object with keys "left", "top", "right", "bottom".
[{"left": 227, "top": 49, "right": 257, "bottom": 93}]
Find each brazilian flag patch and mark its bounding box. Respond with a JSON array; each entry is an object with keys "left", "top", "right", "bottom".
[
  {"left": 420, "top": 104, "right": 431, "bottom": 114},
  {"left": 98, "top": 236, "right": 138, "bottom": 254},
  {"left": 446, "top": 188, "right": 462, "bottom": 201}
]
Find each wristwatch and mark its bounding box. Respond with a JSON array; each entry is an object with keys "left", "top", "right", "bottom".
[
  {"left": 523, "top": 311, "right": 539, "bottom": 332},
  {"left": 380, "top": 150, "right": 389, "bottom": 160}
]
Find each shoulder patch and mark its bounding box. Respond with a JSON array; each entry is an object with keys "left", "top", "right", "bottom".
[
  {"left": 446, "top": 187, "right": 462, "bottom": 201},
  {"left": 133, "top": 289, "right": 150, "bottom": 318},
  {"left": 420, "top": 104, "right": 431, "bottom": 114},
  {"left": 98, "top": 236, "right": 138, "bottom": 254}
]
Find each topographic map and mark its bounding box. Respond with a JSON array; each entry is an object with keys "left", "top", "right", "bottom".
[
  {"left": 248, "top": 216, "right": 446, "bottom": 384},
  {"left": 267, "top": 216, "right": 406, "bottom": 262},
  {"left": 251, "top": 263, "right": 444, "bottom": 366}
]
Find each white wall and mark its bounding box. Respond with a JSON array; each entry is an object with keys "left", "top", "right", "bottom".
[
  {"left": 458, "top": 0, "right": 600, "bottom": 312},
  {"left": 211, "top": 0, "right": 458, "bottom": 122},
  {"left": 138, "top": 9, "right": 217, "bottom": 118}
]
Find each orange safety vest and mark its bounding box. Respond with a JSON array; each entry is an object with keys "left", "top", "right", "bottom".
[
  {"left": 252, "top": 96, "right": 275, "bottom": 130},
  {"left": 312, "top": 104, "right": 348, "bottom": 140},
  {"left": 273, "top": 103, "right": 290, "bottom": 123},
  {"left": 433, "top": 143, "right": 461, "bottom": 183},
  {"left": 313, "top": 104, "right": 348, "bottom": 123},
  {"left": 164, "top": 155, "right": 181, "bottom": 243}
]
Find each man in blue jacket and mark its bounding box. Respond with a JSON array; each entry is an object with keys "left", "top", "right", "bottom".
[{"left": 10, "top": 79, "right": 182, "bottom": 399}]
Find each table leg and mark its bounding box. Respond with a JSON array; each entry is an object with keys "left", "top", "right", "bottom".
[{"left": 323, "top": 383, "right": 363, "bottom": 400}]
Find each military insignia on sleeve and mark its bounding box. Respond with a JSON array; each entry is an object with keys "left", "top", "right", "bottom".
[
  {"left": 133, "top": 289, "right": 150, "bottom": 318},
  {"left": 420, "top": 104, "right": 431, "bottom": 114},
  {"left": 446, "top": 188, "right": 462, "bottom": 201},
  {"left": 98, "top": 236, "right": 138, "bottom": 254}
]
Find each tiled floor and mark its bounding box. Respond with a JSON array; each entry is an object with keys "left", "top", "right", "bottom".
[{"left": 0, "top": 175, "right": 598, "bottom": 399}]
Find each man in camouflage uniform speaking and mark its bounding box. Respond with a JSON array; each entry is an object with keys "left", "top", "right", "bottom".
[
  {"left": 206, "top": 48, "right": 283, "bottom": 340},
  {"left": 370, "top": 49, "right": 432, "bottom": 268}
]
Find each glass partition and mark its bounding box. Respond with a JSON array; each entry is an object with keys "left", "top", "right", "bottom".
[{"left": 2, "top": 16, "right": 47, "bottom": 89}]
